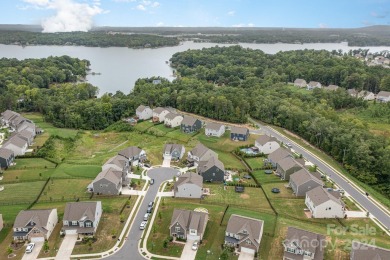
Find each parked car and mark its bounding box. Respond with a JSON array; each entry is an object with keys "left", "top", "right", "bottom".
[
  {"left": 147, "top": 206, "right": 153, "bottom": 213},
  {"left": 150, "top": 179, "right": 155, "bottom": 185},
  {"left": 144, "top": 213, "right": 150, "bottom": 221},
  {"left": 144, "top": 163, "right": 151, "bottom": 168},
  {"left": 140, "top": 221, "right": 147, "bottom": 230},
  {"left": 192, "top": 241, "right": 199, "bottom": 250},
  {"left": 25, "top": 243, "right": 35, "bottom": 253},
  {"left": 148, "top": 201, "right": 154, "bottom": 207},
  {"left": 286, "top": 143, "right": 292, "bottom": 148}
]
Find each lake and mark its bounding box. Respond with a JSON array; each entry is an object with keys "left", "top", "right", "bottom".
[{"left": 0, "top": 41, "right": 389, "bottom": 96}]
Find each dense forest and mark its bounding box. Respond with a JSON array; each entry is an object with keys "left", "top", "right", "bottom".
[
  {"left": 0, "top": 31, "right": 179, "bottom": 48},
  {"left": 1, "top": 48, "right": 389, "bottom": 198}
]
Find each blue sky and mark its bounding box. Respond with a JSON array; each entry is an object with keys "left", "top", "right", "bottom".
[{"left": 1, "top": 0, "right": 390, "bottom": 30}]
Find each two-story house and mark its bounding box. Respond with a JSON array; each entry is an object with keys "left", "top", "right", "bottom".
[
  {"left": 136, "top": 105, "right": 153, "bottom": 120},
  {"left": 174, "top": 172, "right": 203, "bottom": 198},
  {"left": 230, "top": 126, "right": 249, "bottom": 141},
  {"left": 358, "top": 90, "right": 375, "bottom": 101},
  {"left": 0, "top": 148, "right": 15, "bottom": 169},
  {"left": 91, "top": 167, "right": 123, "bottom": 195},
  {"left": 254, "top": 135, "right": 280, "bottom": 155},
  {"left": 377, "top": 91, "right": 390, "bottom": 103},
  {"left": 224, "top": 214, "right": 264, "bottom": 255},
  {"left": 205, "top": 122, "right": 225, "bottom": 137},
  {"left": 169, "top": 209, "right": 208, "bottom": 241},
  {"left": 16, "top": 121, "right": 37, "bottom": 136},
  {"left": 276, "top": 157, "right": 304, "bottom": 180},
  {"left": 282, "top": 227, "right": 325, "bottom": 260},
  {"left": 307, "top": 81, "right": 322, "bottom": 90},
  {"left": 16, "top": 129, "right": 35, "bottom": 146},
  {"left": 164, "top": 113, "right": 183, "bottom": 128},
  {"left": 289, "top": 169, "right": 323, "bottom": 197},
  {"left": 1, "top": 110, "right": 20, "bottom": 126},
  {"left": 350, "top": 242, "right": 390, "bottom": 260},
  {"left": 13, "top": 209, "right": 58, "bottom": 242},
  {"left": 324, "top": 85, "right": 339, "bottom": 91},
  {"left": 305, "top": 186, "right": 345, "bottom": 218},
  {"left": 294, "top": 79, "right": 307, "bottom": 88},
  {"left": 187, "top": 143, "right": 218, "bottom": 166},
  {"left": 197, "top": 156, "right": 225, "bottom": 182},
  {"left": 181, "top": 115, "right": 202, "bottom": 133},
  {"left": 267, "top": 148, "right": 292, "bottom": 168},
  {"left": 62, "top": 201, "right": 102, "bottom": 235},
  {"left": 102, "top": 154, "right": 130, "bottom": 177},
  {"left": 163, "top": 144, "right": 185, "bottom": 160},
  {"left": 152, "top": 107, "right": 170, "bottom": 123},
  {"left": 2, "top": 135, "right": 29, "bottom": 156},
  {"left": 118, "top": 146, "right": 146, "bottom": 166}
]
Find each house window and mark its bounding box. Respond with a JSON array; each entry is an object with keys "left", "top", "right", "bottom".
[
  {"left": 246, "top": 240, "right": 251, "bottom": 245},
  {"left": 213, "top": 173, "right": 215, "bottom": 177},
  {"left": 175, "top": 227, "right": 181, "bottom": 232},
  {"left": 72, "top": 221, "right": 77, "bottom": 226},
  {"left": 86, "top": 222, "right": 92, "bottom": 227},
  {"left": 242, "top": 229, "right": 247, "bottom": 234}
]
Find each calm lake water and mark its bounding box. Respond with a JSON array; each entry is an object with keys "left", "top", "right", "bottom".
[{"left": 0, "top": 41, "right": 389, "bottom": 96}]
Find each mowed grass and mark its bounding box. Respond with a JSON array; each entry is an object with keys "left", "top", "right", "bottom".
[
  {"left": 1, "top": 168, "right": 55, "bottom": 182},
  {"left": 38, "top": 178, "right": 91, "bottom": 202},
  {"left": 0, "top": 181, "right": 46, "bottom": 203},
  {"left": 262, "top": 182, "right": 296, "bottom": 199},
  {"left": 165, "top": 129, "right": 197, "bottom": 142},
  {"left": 148, "top": 123, "right": 176, "bottom": 135},
  {"left": 134, "top": 120, "right": 155, "bottom": 132},
  {"left": 214, "top": 150, "right": 246, "bottom": 170},
  {"left": 13, "top": 158, "right": 56, "bottom": 169},
  {"left": 245, "top": 157, "right": 265, "bottom": 169},
  {"left": 252, "top": 170, "right": 284, "bottom": 184},
  {"left": 50, "top": 163, "right": 101, "bottom": 179}
]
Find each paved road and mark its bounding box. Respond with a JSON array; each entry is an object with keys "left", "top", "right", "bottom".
[
  {"left": 107, "top": 167, "right": 179, "bottom": 260},
  {"left": 249, "top": 118, "right": 390, "bottom": 231}
]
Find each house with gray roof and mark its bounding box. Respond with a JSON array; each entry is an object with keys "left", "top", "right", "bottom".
[
  {"left": 276, "top": 157, "right": 304, "bottom": 180},
  {"left": 225, "top": 214, "right": 264, "bottom": 254},
  {"left": 255, "top": 135, "right": 280, "bottom": 155},
  {"left": 282, "top": 226, "right": 325, "bottom": 260},
  {"left": 205, "top": 122, "right": 225, "bottom": 137},
  {"left": 16, "top": 121, "right": 37, "bottom": 136},
  {"left": 1, "top": 110, "right": 20, "bottom": 126},
  {"left": 197, "top": 156, "right": 225, "bottom": 182},
  {"left": 9, "top": 115, "right": 30, "bottom": 130},
  {"left": 118, "top": 146, "right": 146, "bottom": 166},
  {"left": 169, "top": 209, "right": 208, "bottom": 241},
  {"left": 350, "top": 241, "right": 390, "bottom": 260},
  {"left": 0, "top": 148, "right": 15, "bottom": 169},
  {"left": 358, "top": 90, "right": 375, "bottom": 101},
  {"left": 181, "top": 116, "right": 202, "bottom": 133},
  {"left": 294, "top": 79, "right": 307, "bottom": 88},
  {"left": 13, "top": 209, "right": 58, "bottom": 242},
  {"left": 307, "top": 81, "right": 322, "bottom": 90},
  {"left": 187, "top": 143, "right": 218, "bottom": 166},
  {"left": 267, "top": 148, "right": 292, "bottom": 167},
  {"left": 102, "top": 154, "right": 129, "bottom": 175},
  {"left": 347, "top": 88, "right": 359, "bottom": 97},
  {"left": 136, "top": 105, "right": 153, "bottom": 120},
  {"left": 62, "top": 201, "right": 102, "bottom": 235},
  {"left": 376, "top": 91, "right": 390, "bottom": 103},
  {"left": 164, "top": 113, "right": 183, "bottom": 128},
  {"left": 152, "top": 107, "right": 170, "bottom": 122},
  {"left": 289, "top": 169, "right": 323, "bottom": 197},
  {"left": 324, "top": 85, "right": 339, "bottom": 91},
  {"left": 2, "top": 135, "right": 28, "bottom": 156},
  {"left": 16, "top": 129, "right": 35, "bottom": 146},
  {"left": 174, "top": 172, "right": 203, "bottom": 198},
  {"left": 230, "top": 126, "right": 249, "bottom": 141},
  {"left": 91, "top": 167, "right": 124, "bottom": 195},
  {"left": 163, "top": 144, "right": 185, "bottom": 160},
  {"left": 305, "top": 186, "right": 345, "bottom": 218}
]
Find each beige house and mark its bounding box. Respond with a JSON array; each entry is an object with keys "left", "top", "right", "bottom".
[
  {"left": 136, "top": 105, "right": 153, "bottom": 120},
  {"left": 205, "top": 122, "right": 225, "bottom": 137},
  {"left": 255, "top": 135, "right": 280, "bottom": 155},
  {"left": 358, "top": 90, "right": 375, "bottom": 100},
  {"left": 152, "top": 107, "right": 170, "bottom": 122},
  {"left": 174, "top": 172, "right": 203, "bottom": 198},
  {"left": 294, "top": 79, "right": 307, "bottom": 88},
  {"left": 169, "top": 209, "right": 208, "bottom": 241},
  {"left": 164, "top": 113, "right": 183, "bottom": 128},
  {"left": 305, "top": 186, "right": 345, "bottom": 218}
]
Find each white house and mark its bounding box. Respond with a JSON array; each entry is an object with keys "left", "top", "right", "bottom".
[
  {"left": 305, "top": 186, "right": 345, "bottom": 218},
  {"left": 136, "top": 105, "right": 153, "bottom": 120},
  {"left": 205, "top": 122, "right": 225, "bottom": 137},
  {"left": 152, "top": 107, "right": 170, "bottom": 122},
  {"left": 174, "top": 172, "right": 203, "bottom": 198},
  {"left": 254, "top": 135, "right": 280, "bottom": 155},
  {"left": 358, "top": 90, "right": 375, "bottom": 101},
  {"left": 307, "top": 81, "right": 322, "bottom": 90},
  {"left": 293, "top": 79, "right": 307, "bottom": 88},
  {"left": 164, "top": 113, "right": 183, "bottom": 128},
  {"left": 2, "top": 135, "right": 28, "bottom": 156},
  {"left": 377, "top": 91, "right": 390, "bottom": 103}
]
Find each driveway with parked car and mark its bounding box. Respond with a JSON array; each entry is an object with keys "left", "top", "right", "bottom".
[
  {"left": 180, "top": 239, "right": 198, "bottom": 260},
  {"left": 21, "top": 242, "right": 43, "bottom": 260}
]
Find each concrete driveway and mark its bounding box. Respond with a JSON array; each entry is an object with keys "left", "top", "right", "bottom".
[
  {"left": 162, "top": 155, "right": 171, "bottom": 167},
  {"left": 180, "top": 239, "right": 197, "bottom": 260},
  {"left": 238, "top": 251, "right": 255, "bottom": 260},
  {"left": 21, "top": 241, "right": 44, "bottom": 260},
  {"left": 55, "top": 234, "right": 78, "bottom": 260}
]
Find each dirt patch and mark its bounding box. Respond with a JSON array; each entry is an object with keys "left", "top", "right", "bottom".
[
  {"left": 304, "top": 210, "right": 312, "bottom": 218},
  {"left": 240, "top": 194, "right": 250, "bottom": 199}
]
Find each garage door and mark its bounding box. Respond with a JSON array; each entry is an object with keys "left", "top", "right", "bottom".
[
  {"left": 31, "top": 236, "right": 45, "bottom": 242},
  {"left": 65, "top": 229, "right": 77, "bottom": 235},
  {"left": 241, "top": 247, "right": 255, "bottom": 254}
]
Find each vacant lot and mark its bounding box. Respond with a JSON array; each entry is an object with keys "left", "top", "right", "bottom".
[{"left": 1, "top": 168, "right": 54, "bottom": 182}]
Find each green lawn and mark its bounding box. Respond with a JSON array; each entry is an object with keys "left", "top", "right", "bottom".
[
  {"left": 1, "top": 168, "right": 54, "bottom": 182},
  {"left": 262, "top": 182, "right": 296, "bottom": 199},
  {"left": 0, "top": 181, "right": 46, "bottom": 204},
  {"left": 13, "top": 158, "right": 56, "bottom": 169},
  {"left": 245, "top": 157, "right": 265, "bottom": 170},
  {"left": 38, "top": 178, "right": 91, "bottom": 202},
  {"left": 50, "top": 164, "right": 101, "bottom": 179},
  {"left": 134, "top": 121, "right": 155, "bottom": 132},
  {"left": 166, "top": 129, "right": 197, "bottom": 143},
  {"left": 215, "top": 151, "right": 245, "bottom": 170},
  {"left": 252, "top": 170, "right": 284, "bottom": 184},
  {"left": 148, "top": 124, "right": 176, "bottom": 136}
]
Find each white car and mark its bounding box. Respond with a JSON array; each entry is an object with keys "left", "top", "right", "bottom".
[
  {"left": 286, "top": 143, "right": 292, "bottom": 148},
  {"left": 140, "top": 221, "right": 147, "bottom": 230},
  {"left": 25, "top": 243, "right": 35, "bottom": 253},
  {"left": 192, "top": 241, "right": 199, "bottom": 250}
]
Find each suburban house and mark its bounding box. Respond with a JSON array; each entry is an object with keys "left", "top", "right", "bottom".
[
  {"left": 205, "top": 122, "right": 225, "bottom": 137},
  {"left": 163, "top": 144, "right": 185, "bottom": 160},
  {"left": 267, "top": 148, "right": 292, "bottom": 167},
  {"left": 174, "top": 172, "right": 203, "bottom": 198},
  {"left": 102, "top": 154, "right": 129, "bottom": 175},
  {"left": 164, "top": 113, "right": 183, "bottom": 128},
  {"left": 136, "top": 105, "right": 153, "bottom": 120},
  {"left": 152, "top": 107, "right": 170, "bottom": 122},
  {"left": 324, "top": 85, "right": 339, "bottom": 91},
  {"left": 13, "top": 209, "right": 58, "bottom": 242},
  {"left": 197, "top": 156, "right": 225, "bottom": 182},
  {"left": 181, "top": 115, "right": 202, "bottom": 133},
  {"left": 62, "top": 201, "right": 102, "bottom": 235},
  {"left": 224, "top": 214, "right": 264, "bottom": 254},
  {"left": 169, "top": 209, "right": 208, "bottom": 241},
  {"left": 90, "top": 167, "right": 124, "bottom": 195},
  {"left": 1, "top": 110, "right": 20, "bottom": 126},
  {"left": 347, "top": 88, "right": 359, "bottom": 97},
  {"left": 254, "top": 135, "right": 280, "bottom": 155},
  {"left": 282, "top": 227, "right": 325, "bottom": 260},
  {"left": 307, "top": 81, "right": 322, "bottom": 90},
  {"left": 16, "top": 121, "right": 36, "bottom": 136},
  {"left": 2, "top": 135, "right": 29, "bottom": 156},
  {"left": 0, "top": 214, "right": 3, "bottom": 232},
  {"left": 0, "top": 148, "right": 15, "bottom": 169},
  {"left": 118, "top": 146, "right": 146, "bottom": 166},
  {"left": 376, "top": 91, "right": 390, "bottom": 103},
  {"left": 305, "top": 186, "right": 345, "bottom": 218},
  {"left": 289, "top": 169, "right": 323, "bottom": 197},
  {"left": 187, "top": 143, "right": 218, "bottom": 166},
  {"left": 15, "top": 129, "right": 35, "bottom": 146},
  {"left": 276, "top": 157, "right": 304, "bottom": 180},
  {"left": 358, "top": 90, "right": 375, "bottom": 101},
  {"left": 294, "top": 79, "right": 307, "bottom": 88},
  {"left": 350, "top": 241, "right": 390, "bottom": 260},
  {"left": 230, "top": 126, "right": 249, "bottom": 141},
  {"left": 9, "top": 115, "right": 29, "bottom": 130}
]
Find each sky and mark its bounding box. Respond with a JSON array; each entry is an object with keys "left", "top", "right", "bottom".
[{"left": 1, "top": 0, "right": 389, "bottom": 32}]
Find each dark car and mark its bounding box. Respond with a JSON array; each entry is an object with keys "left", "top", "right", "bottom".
[
  {"left": 144, "top": 163, "right": 151, "bottom": 168},
  {"left": 150, "top": 179, "right": 155, "bottom": 185},
  {"left": 148, "top": 201, "right": 154, "bottom": 207},
  {"left": 147, "top": 206, "right": 153, "bottom": 213}
]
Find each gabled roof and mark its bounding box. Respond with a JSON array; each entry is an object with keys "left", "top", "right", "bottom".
[
  {"left": 351, "top": 241, "right": 390, "bottom": 260},
  {"left": 294, "top": 79, "right": 306, "bottom": 84},
  {"left": 169, "top": 209, "right": 208, "bottom": 234},
  {"left": 163, "top": 144, "right": 184, "bottom": 154},
  {"left": 174, "top": 172, "right": 203, "bottom": 190},
  {"left": 348, "top": 88, "right": 358, "bottom": 95},
  {"left": 1, "top": 110, "right": 20, "bottom": 121},
  {"left": 118, "top": 146, "right": 143, "bottom": 159},
  {"left": 198, "top": 156, "right": 224, "bottom": 173},
  {"left": 226, "top": 214, "right": 263, "bottom": 248},
  {"left": 93, "top": 167, "right": 122, "bottom": 186},
  {"left": 255, "top": 135, "right": 278, "bottom": 146},
  {"left": 0, "top": 148, "right": 14, "bottom": 159},
  {"left": 358, "top": 90, "right": 374, "bottom": 98},
  {"left": 205, "top": 122, "right": 224, "bottom": 131},
  {"left": 290, "top": 168, "right": 323, "bottom": 186},
  {"left": 283, "top": 227, "right": 325, "bottom": 258},
  {"left": 306, "top": 186, "right": 342, "bottom": 207},
  {"left": 377, "top": 91, "right": 390, "bottom": 98},
  {"left": 153, "top": 107, "right": 168, "bottom": 114},
  {"left": 64, "top": 201, "right": 101, "bottom": 222},
  {"left": 12, "top": 115, "right": 28, "bottom": 126},
  {"left": 277, "top": 157, "right": 302, "bottom": 171},
  {"left": 230, "top": 126, "right": 249, "bottom": 135},
  {"left": 165, "top": 112, "right": 182, "bottom": 120},
  {"left": 268, "top": 148, "right": 292, "bottom": 164},
  {"left": 325, "top": 85, "right": 339, "bottom": 91},
  {"left": 18, "top": 129, "right": 34, "bottom": 140},
  {"left": 308, "top": 81, "right": 321, "bottom": 87},
  {"left": 17, "top": 121, "right": 36, "bottom": 132},
  {"left": 104, "top": 155, "right": 128, "bottom": 169},
  {"left": 189, "top": 143, "right": 217, "bottom": 159},
  {"left": 3, "top": 135, "right": 28, "bottom": 148},
  {"left": 136, "top": 105, "right": 150, "bottom": 113},
  {"left": 181, "top": 115, "right": 199, "bottom": 126},
  {"left": 13, "top": 209, "right": 55, "bottom": 229}
]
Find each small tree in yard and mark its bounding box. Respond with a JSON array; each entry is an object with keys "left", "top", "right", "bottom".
[
  {"left": 88, "top": 240, "right": 93, "bottom": 250},
  {"left": 120, "top": 214, "right": 125, "bottom": 223},
  {"left": 163, "top": 239, "right": 168, "bottom": 248},
  {"left": 43, "top": 240, "right": 49, "bottom": 252},
  {"left": 7, "top": 247, "right": 13, "bottom": 255},
  {"left": 158, "top": 212, "right": 162, "bottom": 220}
]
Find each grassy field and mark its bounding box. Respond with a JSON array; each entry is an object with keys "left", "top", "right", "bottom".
[
  {"left": 252, "top": 170, "right": 284, "bottom": 184},
  {"left": 12, "top": 158, "right": 56, "bottom": 169},
  {"left": 50, "top": 164, "right": 101, "bottom": 179},
  {"left": 148, "top": 124, "right": 176, "bottom": 136},
  {"left": 245, "top": 157, "right": 265, "bottom": 169},
  {"left": 1, "top": 168, "right": 54, "bottom": 182},
  {"left": 134, "top": 120, "right": 155, "bottom": 132},
  {"left": 262, "top": 182, "right": 295, "bottom": 199},
  {"left": 166, "top": 129, "right": 197, "bottom": 143},
  {"left": 0, "top": 181, "right": 46, "bottom": 204},
  {"left": 38, "top": 178, "right": 91, "bottom": 202}
]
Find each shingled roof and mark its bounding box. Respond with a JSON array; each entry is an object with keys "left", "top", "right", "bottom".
[
  {"left": 197, "top": 156, "right": 224, "bottom": 173},
  {"left": 189, "top": 143, "right": 217, "bottom": 159},
  {"left": 351, "top": 241, "right": 390, "bottom": 260},
  {"left": 153, "top": 107, "right": 168, "bottom": 114},
  {"left": 205, "top": 122, "right": 224, "bottom": 131},
  {"left": 226, "top": 214, "right": 263, "bottom": 249},
  {"left": 230, "top": 126, "right": 249, "bottom": 135},
  {"left": 93, "top": 167, "right": 122, "bottom": 186},
  {"left": 118, "top": 146, "right": 143, "bottom": 159},
  {"left": 283, "top": 227, "right": 325, "bottom": 260},
  {"left": 255, "top": 135, "right": 278, "bottom": 146},
  {"left": 277, "top": 157, "right": 303, "bottom": 171},
  {"left": 306, "top": 186, "right": 343, "bottom": 207},
  {"left": 290, "top": 168, "right": 323, "bottom": 186},
  {"left": 181, "top": 115, "right": 199, "bottom": 126},
  {"left": 165, "top": 112, "right": 182, "bottom": 120},
  {"left": 170, "top": 209, "right": 208, "bottom": 236},
  {"left": 268, "top": 147, "right": 291, "bottom": 163},
  {"left": 13, "top": 209, "right": 55, "bottom": 231},
  {"left": 3, "top": 135, "right": 28, "bottom": 148},
  {"left": 0, "top": 148, "right": 14, "bottom": 159},
  {"left": 64, "top": 201, "right": 101, "bottom": 222},
  {"left": 174, "top": 172, "right": 203, "bottom": 190}
]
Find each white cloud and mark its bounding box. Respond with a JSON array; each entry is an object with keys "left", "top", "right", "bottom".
[
  {"left": 151, "top": 1, "right": 160, "bottom": 8},
  {"left": 156, "top": 22, "right": 164, "bottom": 26},
  {"left": 136, "top": 4, "right": 146, "bottom": 10},
  {"left": 227, "top": 11, "right": 235, "bottom": 16},
  {"left": 232, "top": 23, "right": 255, "bottom": 27},
  {"left": 319, "top": 23, "right": 328, "bottom": 28},
  {"left": 23, "top": 0, "right": 104, "bottom": 32},
  {"left": 112, "top": 0, "right": 136, "bottom": 2}
]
